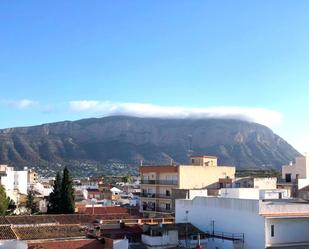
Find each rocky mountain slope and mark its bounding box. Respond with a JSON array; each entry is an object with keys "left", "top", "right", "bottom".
[{"left": 0, "top": 116, "right": 300, "bottom": 176}]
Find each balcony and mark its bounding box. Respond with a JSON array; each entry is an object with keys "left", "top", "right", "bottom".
[
  {"left": 142, "top": 207, "right": 173, "bottom": 213},
  {"left": 141, "top": 193, "right": 172, "bottom": 199},
  {"left": 141, "top": 179, "right": 177, "bottom": 185},
  {"left": 141, "top": 180, "right": 156, "bottom": 184}
]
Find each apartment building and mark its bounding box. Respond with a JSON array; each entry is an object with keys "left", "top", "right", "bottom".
[
  {"left": 140, "top": 155, "right": 235, "bottom": 217},
  {"left": 0, "top": 165, "right": 28, "bottom": 203},
  {"left": 176, "top": 196, "right": 309, "bottom": 249},
  {"left": 279, "top": 155, "right": 309, "bottom": 197}
]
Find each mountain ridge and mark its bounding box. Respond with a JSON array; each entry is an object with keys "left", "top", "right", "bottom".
[{"left": 0, "top": 115, "right": 300, "bottom": 176}]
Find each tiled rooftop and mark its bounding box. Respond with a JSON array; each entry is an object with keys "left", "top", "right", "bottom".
[
  {"left": 83, "top": 206, "right": 129, "bottom": 215},
  {"left": 0, "top": 225, "right": 17, "bottom": 240},
  {"left": 3, "top": 214, "right": 131, "bottom": 226},
  {"left": 28, "top": 239, "right": 103, "bottom": 249},
  {"left": 13, "top": 224, "right": 84, "bottom": 240},
  {"left": 0, "top": 216, "right": 9, "bottom": 225}
]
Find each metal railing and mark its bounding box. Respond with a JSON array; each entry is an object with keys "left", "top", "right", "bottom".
[
  {"left": 205, "top": 230, "right": 244, "bottom": 241},
  {"left": 140, "top": 193, "right": 172, "bottom": 199},
  {"left": 142, "top": 207, "right": 173, "bottom": 213},
  {"left": 141, "top": 179, "right": 177, "bottom": 185}
]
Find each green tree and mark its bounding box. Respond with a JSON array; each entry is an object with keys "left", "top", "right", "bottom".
[
  {"left": 0, "top": 185, "right": 9, "bottom": 215},
  {"left": 47, "top": 172, "right": 62, "bottom": 214},
  {"left": 60, "top": 167, "right": 75, "bottom": 214},
  {"left": 122, "top": 175, "right": 131, "bottom": 183},
  {"left": 26, "top": 188, "right": 39, "bottom": 214},
  {"left": 7, "top": 197, "right": 16, "bottom": 214}
]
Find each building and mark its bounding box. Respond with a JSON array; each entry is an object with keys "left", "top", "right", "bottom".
[
  {"left": 140, "top": 155, "right": 235, "bottom": 217},
  {"left": 0, "top": 165, "right": 28, "bottom": 203},
  {"left": 27, "top": 168, "right": 38, "bottom": 186},
  {"left": 233, "top": 176, "right": 277, "bottom": 189},
  {"left": 176, "top": 196, "right": 309, "bottom": 249},
  {"left": 279, "top": 155, "right": 309, "bottom": 197},
  {"left": 219, "top": 188, "right": 289, "bottom": 200}
]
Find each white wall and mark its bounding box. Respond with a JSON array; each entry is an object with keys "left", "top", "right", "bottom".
[
  {"left": 253, "top": 177, "right": 277, "bottom": 189},
  {"left": 265, "top": 217, "right": 309, "bottom": 247},
  {"left": 188, "top": 189, "right": 208, "bottom": 199},
  {"left": 259, "top": 189, "right": 289, "bottom": 199},
  {"left": 142, "top": 230, "right": 178, "bottom": 249},
  {"left": 219, "top": 188, "right": 260, "bottom": 199},
  {"left": 113, "top": 239, "right": 129, "bottom": 249},
  {"left": 33, "top": 182, "right": 52, "bottom": 196},
  {"left": 0, "top": 240, "right": 27, "bottom": 249},
  {"left": 175, "top": 197, "right": 265, "bottom": 249}
]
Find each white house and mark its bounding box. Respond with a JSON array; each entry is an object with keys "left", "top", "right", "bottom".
[
  {"left": 219, "top": 188, "right": 289, "bottom": 200},
  {"left": 176, "top": 196, "right": 309, "bottom": 249},
  {"left": 0, "top": 165, "right": 28, "bottom": 202}
]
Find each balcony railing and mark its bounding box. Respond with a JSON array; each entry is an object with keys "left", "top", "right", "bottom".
[
  {"left": 141, "top": 179, "right": 177, "bottom": 185},
  {"left": 141, "top": 193, "right": 172, "bottom": 199},
  {"left": 142, "top": 207, "right": 173, "bottom": 213}
]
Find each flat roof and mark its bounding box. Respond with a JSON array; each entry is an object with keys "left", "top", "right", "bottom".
[{"left": 190, "top": 155, "right": 217, "bottom": 159}]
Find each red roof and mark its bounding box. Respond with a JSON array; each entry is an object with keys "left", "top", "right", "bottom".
[{"left": 83, "top": 206, "right": 129, "bottom": 215}]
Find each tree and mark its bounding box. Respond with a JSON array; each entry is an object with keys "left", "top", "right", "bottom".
[
  {"left": 60, "top": 167, "right": 75, "bottom": 214},
  {"left": 26, "top": 188, "right": 39, "bottom": 214},
  {"left": 60, "top": 167, "right": 75, "bottom": 213},
  {"left": 47, "top": 168, "right": 75, "bottom": 214},
  {"left": 0, "top": 185, "right": 9, "bottom": 215},
  {"left": 7, "top": 197, "right": 16, "bottom": 214},
  {"left": 122, "top": 175, "right": 132, "bottom": 184},
  {"left": 47, "top": 172, "right": 62, "bottom": 214}
]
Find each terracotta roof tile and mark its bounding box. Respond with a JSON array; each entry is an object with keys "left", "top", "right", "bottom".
[
  {"left": 0, "top": 225, "right": 17, "bottom": 240},
  {"left": 28, "top": 239, "right": 103, "bottom": 249},
  {"left": 13, "top": 224, "right": 84, "bottom": 240}
]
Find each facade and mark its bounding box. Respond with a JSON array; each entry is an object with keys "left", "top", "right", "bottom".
[
  {"left": 140, "top": 156, "right": 235, "bottom": 217},
  {"left": 176, "top": 196, "right": 309, "bottom": 249},
  {"left": 219, "top": 188, "right": 289, "bottom": 200},
  {"left": 27, "top": 168, "right": 38, "bottom": 186},
  {"left": 279, "top": 156, "right": 309, "bottom": 197},
  {"left": 0, "top": 165, "right": 28, "bottom": 203},
  {"left": 233, "top": 177, "right": 277, "bottom": 189}
]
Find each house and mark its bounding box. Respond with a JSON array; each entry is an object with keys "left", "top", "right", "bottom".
[
  {"left": 0, "top": 165, "right": 29, "bottom": 203},
  {"left": 233, "top": 176, "right": 277, "bottom": 189},
  {"left": 176, "top": 196, "right": 309, "bottom": 249},
  {"left": 86, "top": 188, "right": 104, "bottom": 200},
  {"left": 140, "top": 155, "right": 235, "bottom": 217},
  {"left": 279, "top": 155, "right": 309, "bottom": 197}
]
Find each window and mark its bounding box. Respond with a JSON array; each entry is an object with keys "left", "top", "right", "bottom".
[
  {"left": 166, "top": 203, "right": 171, "bottom": 210},
  {"left": 166, "top": 190, "right": 170, "bottom": 196},
  {"left": 285, "top": 174, "right": 291, "bottom": 183},
  {"left": 271, "top": 225, "right": 274, "bottom": 237}
]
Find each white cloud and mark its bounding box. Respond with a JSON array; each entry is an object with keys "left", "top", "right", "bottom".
[
  {"left": 69, "top": 100, "right": 282, "bottom": 127},
  {"left": 0, "top": 99, "right": 39, "bottom": 109}
]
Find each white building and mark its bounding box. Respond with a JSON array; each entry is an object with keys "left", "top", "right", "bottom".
[
  {"left": 32, "top": 182, "right": 53, "bottom": 197},
  {"left": 176, "top": 196, "right": 309, "bottom": 249},
  {"left": 0, "top": 165, "right": 28, "bottom": 202},
  {"left": 233, "top": 177, "right": 277, "bottom": 189},
  {"left": 219, "top": 188, "right": 289, "bottom": 200}
]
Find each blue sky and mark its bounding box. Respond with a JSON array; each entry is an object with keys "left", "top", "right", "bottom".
[{"left": 0, "top": 1, "right": 309, "bottom": 152}]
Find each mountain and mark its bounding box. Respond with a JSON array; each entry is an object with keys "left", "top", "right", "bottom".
[{"left": 0, "top": 116, "right": 300, "bottom": 176}]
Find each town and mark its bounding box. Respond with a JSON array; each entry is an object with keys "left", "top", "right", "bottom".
[{"left": 1, "top": 154, "right": 309, "bottom": 249}]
